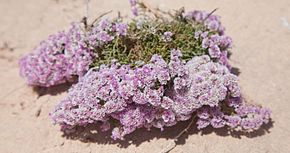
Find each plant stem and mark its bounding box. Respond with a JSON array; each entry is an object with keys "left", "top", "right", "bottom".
[
  {"left": 202, "top": 8, "right": 218, "bottom": 22},
  {"left": 140, "top": 0, "right": 163, "bottom": 19},
  {"left": 159, "top": 114, "right": 197, "bottom": 153},
  {"left": 90, "top": 10, "right": 113, "bottom": 27}
]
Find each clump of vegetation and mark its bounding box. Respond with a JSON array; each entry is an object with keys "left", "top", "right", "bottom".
[
  {"left": 20, "top": 1, "right": 271, "bottom": 151},
  {"left": 91, "top": 13, "right": 210, "bottom": 67}
]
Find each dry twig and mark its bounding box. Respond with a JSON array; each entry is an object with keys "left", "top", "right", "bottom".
[
  {"left": 90, "top": 10, "right": 113, "bottom": 27},
  {"left": 140, "top": 1, "right": 163, "bottom": 19},
  {"left": 159, "top": 115, "right": 197, "bottom": 153},
  {"left": 202, "top": 8, "right": 219, "bottom": 22}
]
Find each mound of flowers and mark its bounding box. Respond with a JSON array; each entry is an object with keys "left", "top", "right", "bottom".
[{"left": 19, "top": 0, "right": 271, "bottom": 141}]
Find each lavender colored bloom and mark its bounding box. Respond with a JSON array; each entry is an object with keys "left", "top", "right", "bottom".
[
  {"left": 199, "top": 33, "right": 232, "bottom": 62},
  {"left": 197, "top": 118, "right": 210, "bottom": 129},
  {"left": 115, "top": 23, "right": 128, "bottom": 36},
  {"left": 129, "top": 0, "right": 137, "bottom": 6},
  {"left": 51, "top": 50, "right": 271, "bottom": 139},
  {"left": 208, "top": 45, "right": 221, "bottom": 58},
  {"left": 150, "top": 54, "right": 170, "bottom": 84},
  {"left": 162, "top": 110, "right": 175, "bottom": 123},
  {"left": 118, "top": 106, "right": 146, "bottom": 128},
  {"left": 219, "top": 35, "right": 233, "bottom": 49},
  {"left": 111, "top": 127, "right": 123, "bottom": 140},
  {"left": 211, "top": 117, "right": 226, "bottom": 128},
  {"left": 226, "top": 97, "right": 242, "bottom": 108},
  {"left": 96, "top": 31, "right": 114, "bottom": 43},
  {"left": 197, "top": 107, "right": 210, "bottom": 119},
  {"left": 170, "top": 55, "right": 240, "bottom": 112},
  {"left": 201, "top": 37, "right": 211, "bottom": 49},
  {"left": 145, "top": 88, "right": 162, "bottom": 106},
  {"left": 194, "top": 31, "right": 202, "bottom": 39},
  {"left": 169, "top": 49, "right": 186, "bottom": 77},
  {"left": 18, "top": 6, "right": 271, "bottom": 140},
  {"left": 88, "top": 19, "right": 129, "bottom": 47},
  {"left": 157, "top": 70, "right": 170, "bottom": 85},
  {"left": 207, "top": 20, "right": 220, "bottom": 32},
  {"left": 19, "top": 23, "right": 93, "bottom": 87},
  {"left": 240, "top": 118, "right": 257, "bottom": 130},
  {"left": 219, "top": 51, "right": 231, "bottom": 69},
  {"left": 98, "top": 19, "right": 112, "bottom": 31},
  {"left": 132, "top": 91, "right": 147, "bottom": 104},
  {"left": 173, "top": 77, "right": 187, "bottom": 90},
  {"left": 225, "top": 115, "right": 241, "bottom": 128},
  {"left": 161, "top": 96, "right": 174, "bottom": 109},
  {"left": 201, "top": 31, "right": 209, "bottom": 38},
  {"left": 162, "top": 31, "right": 173, "bottom": 42},
  {"left": 185, "top": 10, "right": 225, "bottom": 34},
  {"left": 190, "top": 13, "right": 233, "bottom": 68},
  {"left": 259, "top": 108, "right": 271, "bottom": 123},
  {"left": 131, "top": 6, "right": 138, "bottom": 16},
  {"left": 50, "top": 54, "right": 169, "bottom": 137}
]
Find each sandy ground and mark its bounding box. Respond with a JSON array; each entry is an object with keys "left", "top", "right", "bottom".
[{"left": 0, "top": 0, "right": 290, "bottom": 152}]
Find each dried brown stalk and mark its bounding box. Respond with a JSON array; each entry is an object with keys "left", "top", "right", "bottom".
[
  {"left": 90, "top": 10, "right": 113, "bottom": 27},
  {"left": 140, "top": 0, "right": 163, "bottom": 19},
  {"left": 202, "top": 8, "right": 219, "bottom": 22},
  {"left": 159, "top": 115, "right": 197, "bottom": 153}
]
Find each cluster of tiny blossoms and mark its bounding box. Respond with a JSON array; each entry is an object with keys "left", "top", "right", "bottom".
[
  {"left": 19, "top": 19, "right": 129, "bottom": 87},
  {"left": 195, "top": 31, "right": 232, "bottom": 68},
  {"left": 19, "top": 3, "right": 231, "bottom": 88},
  {"left": 50, "top": 50, "right": 271, "bottom": 140},
  {"left": 19, "top": 23, "right": 92, "bottom": 87},
  {"left": 185, "top": 10, "right": 225, "bottom": 35},
  {"left": 129, "top": 0, "right": 138, "bottom": 16},
  {"left": 88, "top": 19, "right": 128, "bottom": 46},
  {"left": 19, "top": 0, "right": 271, "bottom": 140},
  {"left": 185, "top": 10, "right": 233, "bottom": 68}
]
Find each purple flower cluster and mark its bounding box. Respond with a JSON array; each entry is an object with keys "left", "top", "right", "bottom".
[
  {"left": 169, "top": 53, "right": 240, "bottom": 116},
  {"left": 50, "top": 52, "right": 172, "bottom": 138},
  {"left": 88, "top": 19, "right": 128, "bottom": 47},
  {"left": 19, "top": 23, "right": 93, "bottom": 87},
  {"left": 187, "top": 10, "right": 233, "bottom": 69},
  {"left": 196, "top": 100, "right": 271, "bottom": 131},
  {"left": 195, "top": 31, "right": 233, "bottom": 68},
  {"left": 185, "top": 10, "right": 225, "bottom": 34},
  {"left": 20, "top": 19, "right": 129, "bottom": 87},
  {"left": 88, "top": 19, "right": 128, "bottom": 46},
  {"left": 50, "top": 50, "right": 271, "bottom": 140},
  {"left": 162, "top": 31, "right": 173, "bottom": 42},
  {"left": 19, "top": 1, "right": 271, "bottom": 139},
  {"left": 129, "top": 0, "right": 138, "bottom": 16}
]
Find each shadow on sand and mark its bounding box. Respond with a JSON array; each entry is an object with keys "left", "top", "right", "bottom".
[
  {"left": 32, "top": 81, "right": 75, "bottom": 97},
  {"left": 61, "top": 118, "right": 274, "bottom": 148}
]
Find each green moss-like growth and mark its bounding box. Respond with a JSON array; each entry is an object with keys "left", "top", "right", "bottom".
[{"left": 90, "top": 15, "right": 219, "bottom": 68}]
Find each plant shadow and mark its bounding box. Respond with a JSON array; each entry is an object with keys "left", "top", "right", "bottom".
[
  {"left": 228, "top": 51, "right": 241, "bottom": 76},
  {"left": 200, "top": 119, "right": 274, "bottom": 139},
  {"left": 231, "top": 67, "right": 241, "bottom": 76},
  {"left": 61, "top": 118, "right": 274, "bottom": 148},
  {"left": 32, "top": 81, "right": 75, "bottom": 97}
]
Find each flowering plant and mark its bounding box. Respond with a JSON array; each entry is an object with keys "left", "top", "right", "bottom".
[{"left": 19, "top": 0, "right": 271, "bottom": 144}]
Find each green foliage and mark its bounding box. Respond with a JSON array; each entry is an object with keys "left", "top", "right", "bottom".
[{"left": 90, "top": 16, "right": 213, "bottom": 68}]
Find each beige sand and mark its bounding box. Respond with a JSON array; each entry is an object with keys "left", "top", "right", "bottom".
[{"left": 1, "top": 0, "right": 290, "bottom": 152}]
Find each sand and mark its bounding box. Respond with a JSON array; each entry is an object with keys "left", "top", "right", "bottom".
[{"left": 0, "top": 0, "right": 290, "bottom": 152}]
